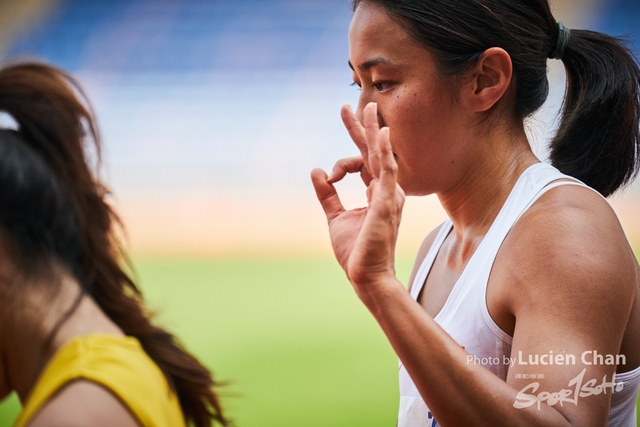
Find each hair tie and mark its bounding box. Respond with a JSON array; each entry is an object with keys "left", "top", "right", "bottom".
[
  {"left": 0, "top": 110, "right": 19, "bottom": 130},
  {"left": 550, "top": 22, "right": 571, "bottom": 60}
]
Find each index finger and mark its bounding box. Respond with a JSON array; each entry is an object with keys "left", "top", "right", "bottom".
[
  {"left": 362, "top": 102, "right": 381, "bottom": 178},
  {"left": 341, "top": 104, "right": 370, "bottom": 167}
]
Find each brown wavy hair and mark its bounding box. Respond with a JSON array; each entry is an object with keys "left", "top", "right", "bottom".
[{"left": 0, "top": 62, "right": 229, "bottom": 426}]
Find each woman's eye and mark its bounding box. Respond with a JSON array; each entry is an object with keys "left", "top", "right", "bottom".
[
  {"left": 373, "top": 82, "right": 391, "bottom": 91},
  {"left": 350, "top": 81, "right": 361, "bottom": 90}
]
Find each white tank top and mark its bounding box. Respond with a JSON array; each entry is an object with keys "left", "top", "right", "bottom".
[{"left": 398, "top": 163, "right": 640, "bottom": 427}]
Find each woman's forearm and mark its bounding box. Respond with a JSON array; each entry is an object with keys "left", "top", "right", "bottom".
[{"left": 358, "top": 279, "right": 573, "bottom": 427}]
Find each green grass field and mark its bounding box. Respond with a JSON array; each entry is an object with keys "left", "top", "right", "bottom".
[{"left": 1, "top": 256, "right": 638, "bottom": 426}]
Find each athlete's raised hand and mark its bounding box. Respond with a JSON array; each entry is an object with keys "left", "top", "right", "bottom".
[{"left": 311, "top": 102, "right": 405, "bottom": 297}]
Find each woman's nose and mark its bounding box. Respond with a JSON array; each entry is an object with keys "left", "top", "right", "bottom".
[
  {"left": 356, "top": 97, "right": 385, "bottom": 128},
  {"left": 355, "top": 100, "right": 365, "bottom": 123},
  {"left": 355, "top": 93, "right": 370, "bottom": 124}
]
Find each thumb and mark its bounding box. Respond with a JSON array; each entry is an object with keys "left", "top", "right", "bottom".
[{"left": 311, "top": 168, "right": 346, "bottom": 222}]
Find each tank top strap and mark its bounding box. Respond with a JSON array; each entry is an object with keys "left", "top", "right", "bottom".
[
  {"left": 409, "top": 219, "right": 453, "bottom": 301},
  {"left": 409, "top": 163, "right": 574, "bottom": 304},
  {"left": 478, "top": 163, "right": 576, "bottom": 251}
]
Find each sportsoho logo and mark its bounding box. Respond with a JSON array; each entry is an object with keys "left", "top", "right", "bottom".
[
  {"left": 510, "top": 351, "right": 626, "bottom": 410},
  {"left": 513, "top": 367, "right": 623, "bottom": 410}
]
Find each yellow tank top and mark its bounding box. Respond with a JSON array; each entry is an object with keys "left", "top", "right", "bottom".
[{"left": 13, "top": 334, "right": 186, "bottom": 427}]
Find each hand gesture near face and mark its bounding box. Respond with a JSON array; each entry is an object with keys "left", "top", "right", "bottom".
[{"left": 311, "top": 102, "right": 405, "bottom": 297}]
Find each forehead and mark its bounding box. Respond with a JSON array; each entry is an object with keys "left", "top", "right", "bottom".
[
  {"left": 348, "top": 2, "right": 431, "bottom": 69},
  {"left": 350, "top": 2, "right": 405, "bottom": 36}
]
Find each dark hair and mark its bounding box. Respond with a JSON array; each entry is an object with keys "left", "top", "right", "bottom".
[
  {"left": 0, "top": 63, "right": 229, "bottom": 427},
  {"left": 352, "top": 0, "right": 640, "bottom": 197}
]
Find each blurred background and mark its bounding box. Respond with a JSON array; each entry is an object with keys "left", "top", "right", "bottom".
[{"left": 0, "top": 0, "right": 638, "bottom": 426}]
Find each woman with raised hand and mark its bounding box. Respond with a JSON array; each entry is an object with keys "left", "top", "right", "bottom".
[
  {"left": 0, "top": 62, "right": 228, "bottom": 427},
  {"left": 311, "top": 1, "right": 640, "bottom": 426}
]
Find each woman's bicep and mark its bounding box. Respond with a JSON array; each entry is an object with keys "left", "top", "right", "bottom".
[
  {"left": 500, "top": 214, "right": 635, "bottom": 424},
  {"left": 506, "top": 306, "right": 623, "bottom": 426}
]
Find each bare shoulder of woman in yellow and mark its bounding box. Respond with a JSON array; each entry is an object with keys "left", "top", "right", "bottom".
[{"left": 27, "top": 380, "right": 139, "bottom": 427}]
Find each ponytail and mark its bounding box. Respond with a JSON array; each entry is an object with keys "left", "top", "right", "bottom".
[
  {"left": 0, "top": 62, "right": 229, "bottom": 427},
  {"left": 551, "top": 30, "right": 640, "bottom": 197}
]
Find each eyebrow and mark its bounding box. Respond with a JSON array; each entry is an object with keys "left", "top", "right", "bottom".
[{"left": 348, "top": 57, "right": 395, "bottom": 72}]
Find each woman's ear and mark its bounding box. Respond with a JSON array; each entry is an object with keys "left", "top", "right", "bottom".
[{"left": 462, "top": 47, "right": 513, "bottom": 113}]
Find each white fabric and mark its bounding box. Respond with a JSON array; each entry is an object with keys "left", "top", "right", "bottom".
[
  {"left": 398, "top": 163, "right": 640, "bottom": 426},
  {"left": 607, "top": 366, "right": 640, "bottom": 427}
]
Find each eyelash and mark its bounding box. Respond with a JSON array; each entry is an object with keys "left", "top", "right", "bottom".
[
  {"left": 373, "top": 82, "right": 389, "bottom": 91},
  {"left": 350, "top": 81, "right": 390, "bottom": 92}
]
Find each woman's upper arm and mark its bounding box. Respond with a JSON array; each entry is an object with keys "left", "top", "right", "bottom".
[
  {"left": 494, "top": 187, "right": 637, "bottom": 425},
  {"left": 27, "top": 380, "right": 140, "bottom": 427}
]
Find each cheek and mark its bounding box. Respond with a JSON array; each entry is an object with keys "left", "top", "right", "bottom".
[
  {"left": 388, "top": 85, "right": 444, "bottom": 132},
  {"left": 386, "top": 93, "right": 447, "bottom": 160},
  {"left": 384, "top": 92, "right": 463, "bottom": 194}
]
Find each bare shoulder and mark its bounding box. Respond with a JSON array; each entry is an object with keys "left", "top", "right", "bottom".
[
  {"left": 490, "top": 185, "right": 639, "bottom": 425},
  {"left": 407, "top": 222, "right": 449, "bottom": 292},
  {"left": 27, "top": 380, "right": 140, "bottom": 427},
  {"left": 494, "top": 183, "right": 637, "bottom": 322}
]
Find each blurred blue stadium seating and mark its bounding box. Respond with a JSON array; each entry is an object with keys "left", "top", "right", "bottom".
[{"left": 5, "top": 0, "right": 358, "bottom": 200}]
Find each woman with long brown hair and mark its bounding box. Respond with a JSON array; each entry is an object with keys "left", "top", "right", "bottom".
[{"left": 0, "top": 62, "right": 228, "bottom": 426}]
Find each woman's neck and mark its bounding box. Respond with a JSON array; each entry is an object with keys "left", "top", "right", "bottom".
[
  {"left": 3, "top": 274, "right": 123, "bottom": 403},
  {"left": 437, "top": 124, "right": 539, "bottom": 258}
]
